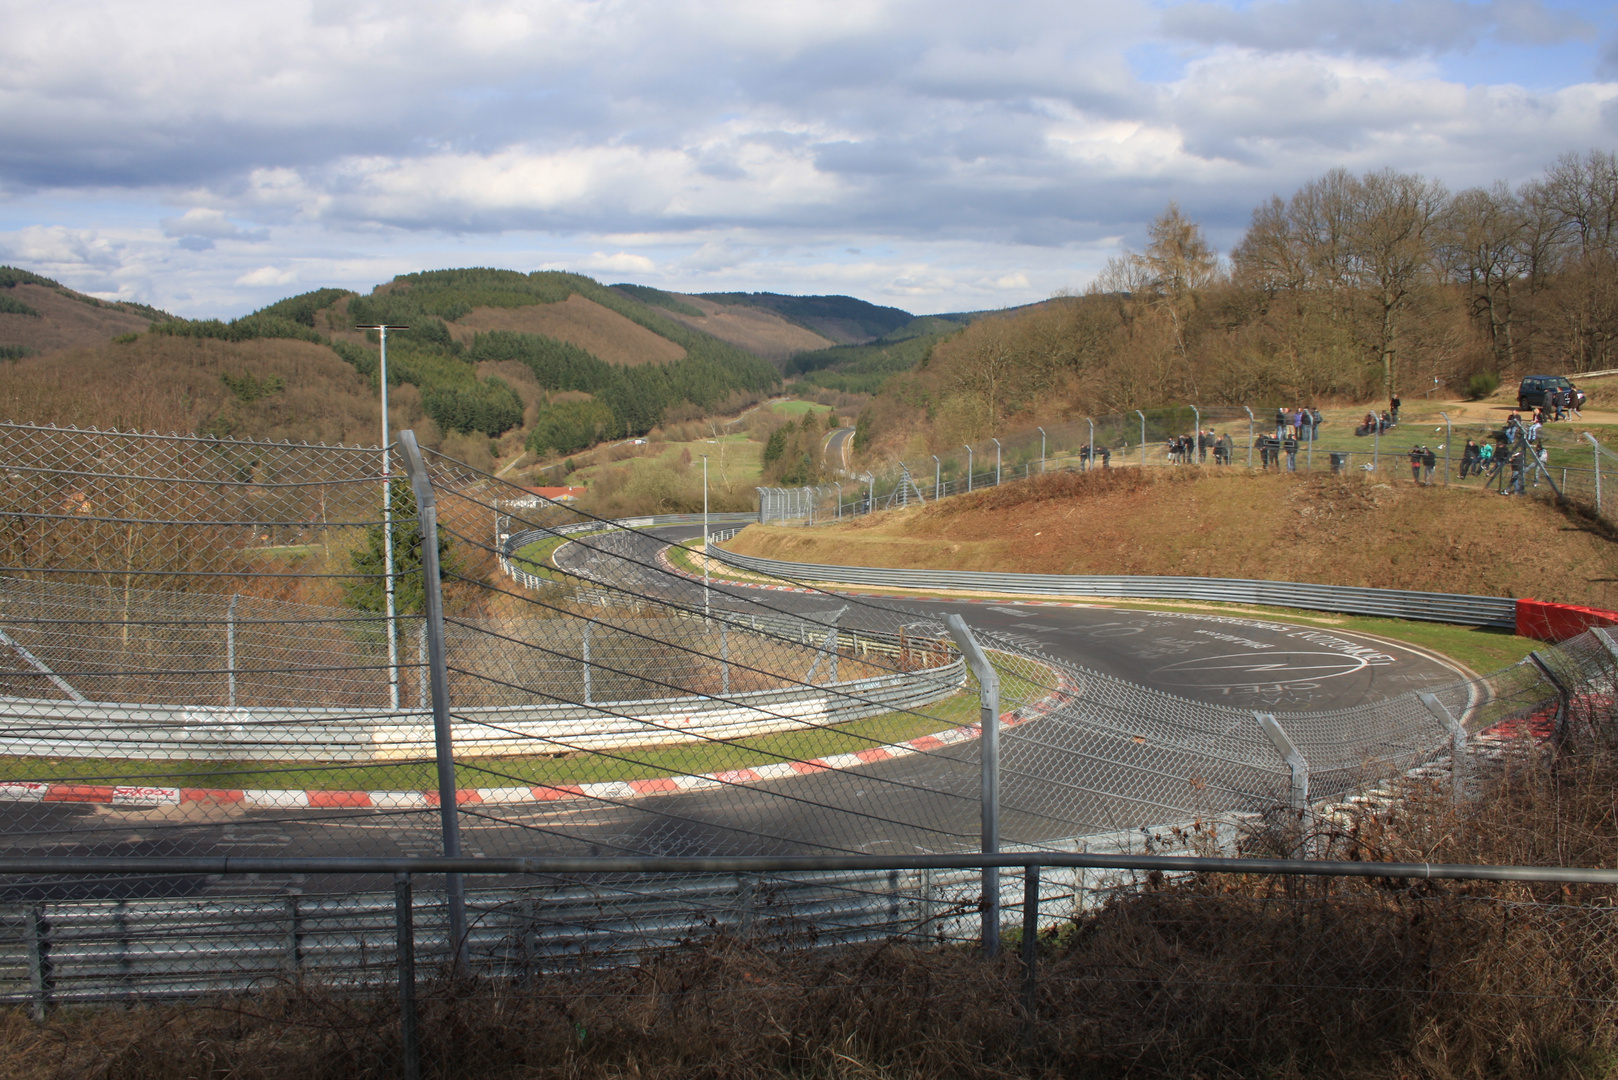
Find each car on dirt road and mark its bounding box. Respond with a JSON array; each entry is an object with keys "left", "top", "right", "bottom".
[{"left": 1517, "top": 375, "right": 1585, "bottom": 411}]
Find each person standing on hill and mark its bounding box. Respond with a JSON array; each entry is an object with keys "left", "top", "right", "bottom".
[
  {"left": 1422, "top": 445, "right": 1437, "bottom": 484},
  {"left": 1390, "top": 394, "right": 1401, "bottom": 423},
  {"left": 1408, "top": 446, "right": 1423, "bottom": 483}
]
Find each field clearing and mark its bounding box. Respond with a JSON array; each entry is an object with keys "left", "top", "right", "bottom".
[
  {"left": 723, "top": 468, "right": 1618, "bottom": 609},
  {"left": 650, "top": 294, "right": 836, "bottom": 361},
  {"left": 452, "top": 295, "right": 686, "bottom": 367}
]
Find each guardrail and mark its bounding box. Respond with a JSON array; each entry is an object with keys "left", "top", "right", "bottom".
[
  {"left": 4, "top": 849, "right": 1616, "bottom": 1011},
  {"left": 707, "top": 547, "right": 1518, "bottom": 627},
  {"left": 499, "top": 513, "right": 757, "bottom": 590}
]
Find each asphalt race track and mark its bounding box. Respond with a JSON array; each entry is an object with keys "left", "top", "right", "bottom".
[{"left": 0, "top": 523, "right": 1473, "bottom": 901}]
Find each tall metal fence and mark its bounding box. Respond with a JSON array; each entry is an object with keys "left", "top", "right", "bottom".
[
  {"left": 1, "top": 420, "right": 1616, "bottom": 1072},
  {"left": 762, "top": 402, "right": 1618, "bottom": 524}
]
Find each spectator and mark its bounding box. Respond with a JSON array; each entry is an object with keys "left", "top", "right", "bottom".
[
  {"left": 1101, "top": 445, "right": 1112, "bottom": 468},
  {"left": 1408, "top": 445, "right": 1423, "bottom": 483},
  {"left": 1422, "top": 445, "right": 1437, "bottom": 484},
  {"left": 1459, "top": 440, "right": 1479, "bottom": 478},
  {"left": 1275, "top": 407, "right": 1287, "bottom": 439},
  {"left": 1570, "top": 387, "right": 1584, "bottom": 419},
  {"left": 1217, "top": 431, "right": 1233, "bottom": 465},
  {"left": 1309, "top": 407, "right": 1323, "bottom": 440},
  {"left": 1505, "top": 446, "right": 1526, "bottom": 495},
  {"left": 1390, "top": 394, "right": 1401, "bottom": 423},
  {"left": 1284, "top": 433, "right": 1299, "bottom": 471},
  {"left": 1551, "top": 393, "right": 1564, "bottom": 421}
]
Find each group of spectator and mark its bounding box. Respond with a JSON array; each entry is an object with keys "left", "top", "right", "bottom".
[
  {"left": 1532, "top": 392, "right": 1581, "bottom": 423},
  {"left": 1275, "top": 407, "right": 1324, "bottom": 441},
  {"left": 1167, "top": 429, "right": 1237, "bottom": 464},
  {"left": 1452, "top": 411, "right": 1552, "bottom": 495}
]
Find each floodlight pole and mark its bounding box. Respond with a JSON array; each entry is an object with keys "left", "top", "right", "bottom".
[
  {"left": 1085, "top": 418, "right": 1094, "bottom": 471},
  {"left": 964, "top": 445, "right": 973, "bottom": 492},
  {"left": 992, "top": 438, "right": 1002, "bottom": 486},
  {"left": 1135, "top": 410, "right": 1146, "bottom": 468},
  {"left": 932, "top": 455, "right": 941, "bottom": 500},
  {"left": 1242, "top": 406, "right": 1255, "bottom": 469},
  {"left": 357, "top": 323, "right": 410, "bottom": 711},
  {"left": 1190, "top": 406, "right": 1201, "bottom": 463},
  {"left": 945, "top": 615, "right": 1000, "bottom": 958},
  {"left": 1036, "top": 428, "right": 1045, "bottom": 474}
]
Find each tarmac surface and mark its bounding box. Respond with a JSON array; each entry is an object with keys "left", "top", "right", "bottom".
[{"left": 0, "top": 524, "right": 1472, "bottom": 901}]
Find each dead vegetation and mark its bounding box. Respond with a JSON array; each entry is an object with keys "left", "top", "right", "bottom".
[
  {"left": 8, "top": 702, "right": 1618, "bottom": 1079},
  {"left": 726, "top": 466, "right": 1618, "bottom": 608}
]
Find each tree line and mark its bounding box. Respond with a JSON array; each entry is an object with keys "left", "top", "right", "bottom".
[{"left": 860, "top": 150, "right": 1618, "bottom": 453}]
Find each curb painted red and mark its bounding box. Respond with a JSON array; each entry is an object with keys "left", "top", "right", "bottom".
[{"left": 0, "top": 675, "right": 1079, "bottom": 811}]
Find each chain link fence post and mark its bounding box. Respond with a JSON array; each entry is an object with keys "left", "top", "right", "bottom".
[{"left": 397, "top": 430, "right": 469, "bottom": 974}]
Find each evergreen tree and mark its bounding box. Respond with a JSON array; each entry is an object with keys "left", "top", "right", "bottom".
[{"left": 342, "top": 478, "right": 460, "bottom": 621}]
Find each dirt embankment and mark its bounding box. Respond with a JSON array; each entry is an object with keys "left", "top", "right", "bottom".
[{"left": 725, "top": 469, "right": 1618, "bottom": 607}]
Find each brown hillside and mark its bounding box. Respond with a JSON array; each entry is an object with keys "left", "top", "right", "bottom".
[
  {"left": 451, "top": 295, "right": 685, "bottom": 366},
  {"left": 724, "top": 469, "right": 1618, "bottom": 608},
  {"left": 0, "top": 283, "right": 150, "bottom": 355},
  {"left": 0, "top": 335, "right": 404, "bottom": 447},
  {"left": 654, "top": 296, "right": 835, "bottom": 362}
]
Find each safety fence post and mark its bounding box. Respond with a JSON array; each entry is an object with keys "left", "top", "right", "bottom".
[
  {"left": 396, "top": 430, "right": 469, "bottom": 974},
  {"left": 945, "top": 615, "right": 999, "bottom": 957},
  {"left": 395, "top": 872, "right": 421, "bottom": 1080},
  {"left": 22, "top": 902, "right": 50, "bottom": 1022},
  {"left": 1418, "top": 692, "right": 1469, "bottom": 802},
  {"left": 1255, "top": 712, "right": 1309, "bottom": 859}
]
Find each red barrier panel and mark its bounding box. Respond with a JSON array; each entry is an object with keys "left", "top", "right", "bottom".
[{"left": 1516, "top": 599, "right": 1618, "bottom": 643}]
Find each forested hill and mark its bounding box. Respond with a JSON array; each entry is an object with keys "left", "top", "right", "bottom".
[{"left": 0, "top": 267, "right": 789, "bottom": 467}]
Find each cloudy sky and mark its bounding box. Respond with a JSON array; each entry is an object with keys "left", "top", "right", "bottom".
[{"left": 1, "top": 0, "right": 1613, "bottom": 317}]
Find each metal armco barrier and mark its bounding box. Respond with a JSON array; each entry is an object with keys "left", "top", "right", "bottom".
[{"left": 708, "top": 547, "right": 1518, "bottom": 627}]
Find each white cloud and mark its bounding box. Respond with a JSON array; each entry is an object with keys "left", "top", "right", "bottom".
[
  {"left": 0, "top": 0, "right": 1613, "bottom": 316},
  {"left": 233, "top": 266, "right": 299, "bottom": 287}
]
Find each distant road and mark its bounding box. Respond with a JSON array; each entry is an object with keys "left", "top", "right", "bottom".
[{"left": 824, "top": 427, "right": 854, "bottom": 472}]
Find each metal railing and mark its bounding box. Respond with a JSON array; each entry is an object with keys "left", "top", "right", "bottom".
[{"left": 707, "top": 548, "right": 1519, "bottom": 626}]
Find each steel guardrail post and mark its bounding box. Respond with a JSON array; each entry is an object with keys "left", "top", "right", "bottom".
[
  {"left": 396, "top": 430, "right": 469, "bottom": 974},
  {"left": 1020, "top": 863, "right": 1040, "bottom": 1051},
  {"left": 22, "top": 902, "right": 50, "bottom": 1022},
  {"left": 946, "top": 614, "right": 1000, "bottom": 957},
  {"left": 394, "top": 872, "right": 422, "bottom": 1080}
]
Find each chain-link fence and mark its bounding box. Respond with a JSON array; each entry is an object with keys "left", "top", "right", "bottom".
[
  {"left": 2, "top": 420, "right": 1617, "bottom": 1074},
  {"left": 810, "top": 402, "right": 1618, "bottom": 523}
]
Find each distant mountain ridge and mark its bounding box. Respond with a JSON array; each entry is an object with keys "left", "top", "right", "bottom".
[{"left": 693, "top": 291, "right": 916, "bottom": 345}]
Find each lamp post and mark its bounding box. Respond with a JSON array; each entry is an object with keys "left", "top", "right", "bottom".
[
  {"left": 1036, "top": 428, "right": 1046, "bottom": 474},
  {"left": 932, "top": 455, "right": 941, "bottom": 500},
  {"left": 1135, "top": 410, "right": 1146, "bottom": 468},
  {"left": 964, "top": 445, "right": 974, "bottom": 492},
  {"left": 991, "top": 438, "right": 1002, "bottom": 486},
  {"left": 356, "top": 323, "right": 410, "bottom": 711},
  {"left": 1242, "top": 406, "right": 1254, "bottom": 469}
]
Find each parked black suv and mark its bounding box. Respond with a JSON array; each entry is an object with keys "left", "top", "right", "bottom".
[{"left": 1518, "top": 375, "right": 1585, "bottom": 411}]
